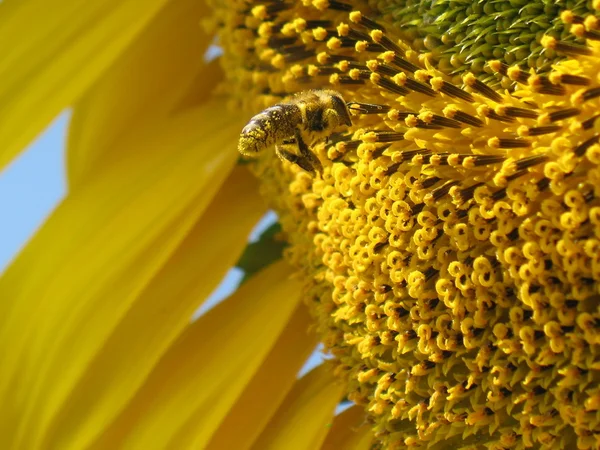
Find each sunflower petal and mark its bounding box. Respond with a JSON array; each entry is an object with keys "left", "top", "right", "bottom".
[
  {"left": 66, "top": 0, "right": 217, "bottom": 187},
  {"left": 89, "top": 261, "right": 302, "bottom": 449},
  {"left": 0, "top": 0, "right": 173, "bottom": 171},
  {"left": 251, "top": 364, "right": 345, "bottom": 450},
  {"left": 321, "top": 406, "right": 373, "bottom": 450},
  {"left": 0, "top": 100, "right": 243, "bottom": 449},
  {"left": 39, "top": 165, "right": 264, "bottom": 449},
  {"left": 206, "top": 304, "right": 318, "bottom": 449}
]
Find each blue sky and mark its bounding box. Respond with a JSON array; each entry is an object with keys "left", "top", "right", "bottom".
[{"left": 0, "top": 113, "right": 68, "bottom": 273}]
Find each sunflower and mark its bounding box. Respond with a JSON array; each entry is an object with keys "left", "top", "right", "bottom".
[{"left": 3, "top": 0, "right": 600, "bottom": 448}]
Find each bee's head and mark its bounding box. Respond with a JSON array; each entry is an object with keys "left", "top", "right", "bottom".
[{"left": 319, "top": 90, "right": 353, "bottom": 129}]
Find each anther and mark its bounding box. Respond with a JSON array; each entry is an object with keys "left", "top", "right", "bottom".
[
  {"left": 386, "top": 52, "right": 420, "bottom": 73},
  {"left": 324, "top": 1, "right": 353, "bottom": 12},
  {"left": 429, "top": 180, "right": 461, "bottom": 202},
  {"left": 369, "top": 30, "right": 403, "bottom": 54},
  {"left": 582, "top": 114, "right": 600, "bottom": 130},
  {"left": 558, "top": 74, "right": 591, "bottom": 86},
  {"left": 347, "top": 102, "right": 391, "bottom": 114},
  {"left": 430, "top": 78, "right": 474, "bottom": 102},
  {"left": 502, "top": 107, "right": 538, "bottom": 119},
  {"left": 507, "top": 67, "right": 530, "bottom": 84},
  {"left": 581, "top": 87, "right": 600, "bottom": 102},
  {"left": 369, "top": 131, "right": 405, "bottom": 142},
  {"left": 548, "top": 108, "right": 581, "bottom": 122},
  {"left": 370, "top": 73, "right": 410, "bottom": 95},
  {"left": 489, "top": 137, "right": 531, "bottom": 149},
  {"left": 463, "top": 73, "right": 502, "bottom": 103},
  {"left": 524, "top": 125, "right": 562, "bottom": 136},
  {"left": 514, "top": 155, "right": 548, "bottom": 171},
  {"left": 429, "top": 115, "right": 462, "bottom": 129},
  {"left": 575, "top": 135, "right": 600, "bottom": 157},
  {"left": 446, "top": 108, "right": 483, "bottom": 127},
  {"left": 541, "top": 35, "right": 592, "bottom": 56},
  {"left": 349, "top": 11, "right": 386, "bottom": 32},
  {"left": 470, "top": 155, "right": 506, "bottom": 166},
  {"left": 483, "top": 108, "right": 515, "bottom": 123}
]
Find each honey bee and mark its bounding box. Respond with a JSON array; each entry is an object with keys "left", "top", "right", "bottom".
[{"left": 238, "top": 89, "right": 352, "bottom": 174}]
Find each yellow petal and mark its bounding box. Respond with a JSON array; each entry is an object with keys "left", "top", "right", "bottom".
[
  {"left": 207, "top": 304, "right": 319, "bottom": 449},
  {"left": 252, "top": 364, "right": 345, "bottom": 450},
  {"left": 321, "top": 406, "right": 373, "bottom": 450},
  {"left": 0, "top": 0, "right": 171, "bottom": 171},
  {"left": 67, "top": 0, "right": 218, "bottom": 187},
  {"left": 0, "top": 100, "right": 243, "bottom": 449},
  {"left": 89, "top": 261, "right": 302, "bottom": 449},
  {"left": 41, "top": 165, "right": 264, "bottom": 449}
]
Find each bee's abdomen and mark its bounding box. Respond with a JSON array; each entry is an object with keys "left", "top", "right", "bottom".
[{"left": 238, "top": 104, "right": 300, "bottom": 156}]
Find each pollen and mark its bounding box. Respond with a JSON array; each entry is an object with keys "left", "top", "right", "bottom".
[{"left": 211, "top": 0, "right": 600, "bottom": 447}]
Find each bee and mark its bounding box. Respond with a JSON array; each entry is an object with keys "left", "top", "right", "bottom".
[{"left": 238, "top": 89, "right": 352, "bottom": 174}]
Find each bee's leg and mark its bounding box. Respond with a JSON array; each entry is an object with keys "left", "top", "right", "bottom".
[
  {"left": 275, "top": 141, "right": 316, "bottom": 174},
  {"left": 294, "top": 129, "right": 323, "bottom": 174}
]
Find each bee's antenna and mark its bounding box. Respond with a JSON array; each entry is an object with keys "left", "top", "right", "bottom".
[{"left": 346, "top": 102, "right": 391, "bottom": 114}]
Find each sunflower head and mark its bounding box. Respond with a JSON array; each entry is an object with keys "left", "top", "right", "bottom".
[{"left": 211, "top": 0, "right": 600, "bottom": 448}]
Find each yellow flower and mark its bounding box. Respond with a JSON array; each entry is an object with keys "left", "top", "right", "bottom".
[
  {"left": 0, "top": 0, "right": 367, "bottom": 448},
  {"left": 213, "top": 0, "right": 600, "bottom": 448},
  {"left": 3, "top": 0, "right": 600, "bottom": 449}
]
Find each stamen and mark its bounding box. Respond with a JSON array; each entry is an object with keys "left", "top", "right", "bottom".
[
  {"left": 491, "top": 188, "right": 507, "bottom": 201},
  {"left": 281, "top": 46, "right": 314, "bottom": 63},
  {"left": 325, "top": 1, "right": 353, "bottom": 12},
  {"left": 483, "top": 108, "right": 515, "bottom": 123},
  {"left": 335, "top": 139, "right": 361, "bottom": 151},
  {"left": 541, "top": 35, "right": 592, "bottom": 56},
  {"left": 582, "top": 114, "right": 600, "bottom": 130},
  {"left": 367, "top": 60, "right": 400, "bottom": 78},
  {"left": 429, "top": 180, "right": 461, "bottom": 202},
  {"left": 469, "top": 155, "right": 507, "bottom": 166},
  {"left": 581, "top": 87, "right": 600, "bottom": 102},
  {"left": 268, "top": 36, "right": 298, "bottom": 48},
  {"left": 430, "top": 78, "right": 474, "bottom": 102},
  {"left": 514, "top": 155, "right": 548, "bottom": 171},
  {"left": 488, "top": 60, "right": 508, "bottom": 76},
  {"left": 365, "top": 130, "right": 405, "bottom": 143},
  {"left": 264, "top": 2, "right": 292, "bottom": 15},
  {"left": 349, "top": 11, "right": 386, "bottom": 32},
  {"left": 557, "top": 74, "right": 591, "bottom": 86},
  {"left": 343, "top": 27, "right": 371, "bottom": 42},
  {"left": 528, "top": 74, "right": 567, "bottom": 96},
  {"left": 463, "top": 73, "right": 502, "bottom": 103},
  {"left": 370, "top": 30, "right": 403, "bottom": 54},
  {"left": 312, "top": 65, "right": 341, "bottom": 75},
  {"left": 385, "top": 52, "right": 420, "bottom": 73},
  {"left": 574, "top": 135, "right": 600, "bottom": 157},
  {"left": 421, "top": 176, "right": 441, "bottom": 188},
  {"left": 536, "top": 84, "right": 567, "bottom": 96},
  {"left": 428, "top": 115, "right": 462, "bottom": 129},
  {"left": 507, "top": 67, "right": 530, "bottom": 84},
  {"left": 458, "top": 182, "right": 486, "bottom": 202},
  {"left": 396, "top": 148, "right": 431, "bottom": 162},
  {"left": 370, "top": 73, "right": 410, "bottom": 95},
  {"left": 502, "top": 107, "right": 538, "bottom": 119},
  {"left": 489, "top": 137, "right": 531, "bottom": 149},
  {"left": 522, "top": 125, "right": 562, "bottom": 136},
  {"left": 404, "top": 78, "right": 436, "bottom": 97},
  {"left": 347, "top": 102, "right": 391, "bottom": 114},
  {"left": 337, "top": 74, "right": 365, "bottom": 85},
  {"left": 548, "top": 108, "right": 581, "bottom": 122},
  {"left": 445, "top": 108, "right": 483, "bottom": 127},
  {"left": 305, "top": 20, "right": 333, "bottom": 29}
]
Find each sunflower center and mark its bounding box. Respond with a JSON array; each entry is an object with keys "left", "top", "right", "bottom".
[{"left": 212, "top": 0, "right": 600, "bottom": 447}]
